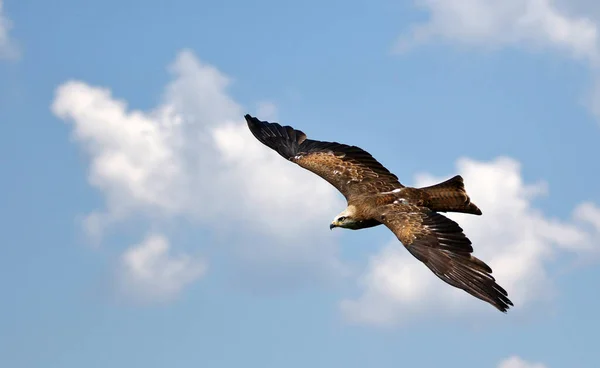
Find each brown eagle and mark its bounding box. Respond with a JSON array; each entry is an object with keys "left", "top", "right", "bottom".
[{"left": 245, "top": 114, "right": 513, "bottom": 312}]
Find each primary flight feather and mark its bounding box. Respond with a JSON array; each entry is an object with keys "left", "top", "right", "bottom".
[{"left": 245, "top": 114, "right": 513, "bottom": 312}]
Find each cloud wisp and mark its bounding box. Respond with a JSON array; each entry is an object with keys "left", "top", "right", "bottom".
[
  {"left": 498, "top": 355, "right": 548, "bottom": 368},
  {"left": 397, "top": 0, "right": 600, "bottom": 124},
  {"left": 0, "top": 0, "right": 19, "bottom": 60}
]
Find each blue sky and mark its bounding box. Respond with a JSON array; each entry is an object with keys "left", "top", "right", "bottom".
[{"left": 2, "top": 0, "right": 600, "bottom": 367}]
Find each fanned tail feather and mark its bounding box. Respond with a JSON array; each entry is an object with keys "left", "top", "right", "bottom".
[{"left": 419, "top": 175, "right": 482, "bottom": 215}]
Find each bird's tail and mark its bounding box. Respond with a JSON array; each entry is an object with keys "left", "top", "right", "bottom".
[{"left": 419, "top": 175, "right": 482, "bottom": 215}]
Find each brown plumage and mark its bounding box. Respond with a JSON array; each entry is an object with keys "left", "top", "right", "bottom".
[{"left": 245, "top": 114, "right": 513, "bottom": 313}]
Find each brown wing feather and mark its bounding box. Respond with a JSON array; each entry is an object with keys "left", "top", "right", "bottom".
[
  {"left": 245, "top": 114, "right": 403, "bottom": 200},
  {"left": 376, "top": 204, "right": 513, "bottom": 312}
]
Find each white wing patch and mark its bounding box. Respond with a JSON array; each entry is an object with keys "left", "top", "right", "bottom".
[{"left": 380, "top": 188, "right": 404, "bottom": 195}]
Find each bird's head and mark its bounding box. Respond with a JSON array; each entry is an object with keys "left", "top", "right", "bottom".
[{"left": 330, "top": 206, "right": 359, "bottom": 230}]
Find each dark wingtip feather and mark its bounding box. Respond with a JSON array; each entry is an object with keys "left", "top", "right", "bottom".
[
  {"left": 492, "top": 285, "right": 514, "bottom": 312},
  {"left": 468, "top": 203, "right": 483, "bottom": 216},
  {"left": 451, "top": 254, "right": 514, "bottom": 313},
  {"left": 244, "top": 114, "right": 307, "bottom": 159},
  {"left": 244, "top": 114, "right": 263, "bottom": 141},
  {"left": 244, "top": 114, "right": 265, "bottom": 138},
  {"left": 412, "top": 210, "right": 513, "bottom": 313}
]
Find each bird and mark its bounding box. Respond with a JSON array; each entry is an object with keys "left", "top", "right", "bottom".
[{"left": 244, "top": 114, "right": 513, "bottom": 312}]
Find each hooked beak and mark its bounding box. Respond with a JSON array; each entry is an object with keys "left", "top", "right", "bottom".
[{"left": 330, "top": 222, "right": 337, "bottom": 230}]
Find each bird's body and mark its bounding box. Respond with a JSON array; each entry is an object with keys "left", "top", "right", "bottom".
[{"left": 244, "top": 114, "right": 513, "bottom": 312}]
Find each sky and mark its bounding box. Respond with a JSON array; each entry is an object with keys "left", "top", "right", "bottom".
[{"left": 2, "top": 0, "right": 600, "bottom": 367}]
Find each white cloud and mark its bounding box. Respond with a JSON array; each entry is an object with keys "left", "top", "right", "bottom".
[
  {"left": 398, "top": 0, "right": 600, "bottom": 125},
  {"left": 52, "top": 81, "right": 187, "bottom": 219},
  {"left": 0, "top": 0, "right": 19, "bottom": 60},
  {"left": 575, "top": 201, "right": 600, "bottom": 231},
  {"left": 52, "top": 49, "right": 346, "bottom": 299},
  {"left": 119, "top": 234, "right": 207, "bottom": 301},
  {"left": 498, "top": 355, "right": 547, "bottom": 368},
  {"left": 341, "top": 156, "right": 600, "bottom": 326},
  {"left": 398, "top": 0, "right": 600, "bottom": 63}
]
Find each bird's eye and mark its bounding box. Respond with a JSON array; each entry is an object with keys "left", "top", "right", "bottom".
[{"left": 338, "top": 216, "right": 346, "bottom": 222}]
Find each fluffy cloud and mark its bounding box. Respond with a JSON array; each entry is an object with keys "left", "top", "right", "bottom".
[
  {"left": 575, "top": 201, "right": 600, "bottom": 231},
  {"left": 398, "top": 0, "right": 600, "bottom": 124},
  {"left": 498, "top": 355, "right": 547, "bottom": 368},
  {"left": 52, "top": 50, "right": 345, "bottom": 300},
  {"left": 0, "top": 0, "right": 19, "bottom": 60},
  {"left": 119, "top": 234, "right": 207, "bottom": 302},
  {"left": 341, "top": 156, "right": 600, "bottom": 326},
  {"left": 398, "top": 0, "right": 600, "bottom": 63}
]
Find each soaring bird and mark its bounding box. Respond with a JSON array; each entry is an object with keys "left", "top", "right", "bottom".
[{"left": 244, "top": 114, "right": 513, "bottom": 312}]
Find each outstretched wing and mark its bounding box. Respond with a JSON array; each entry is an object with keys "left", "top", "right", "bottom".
[
  {"left": 376, "top": 203, "right": 513, "bottom": 312},
  {"left": 245, "top": 114, "right": 403, "bottom": 201}
]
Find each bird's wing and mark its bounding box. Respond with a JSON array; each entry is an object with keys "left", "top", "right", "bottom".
[
  {"left": 376, "top": 203, "right": 513, "bottom": 312},
  {"left": 245, "top": 114, "right": 403, "bottom": 201}
]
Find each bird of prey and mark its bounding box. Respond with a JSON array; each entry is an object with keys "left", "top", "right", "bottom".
[{"left": 244, "top": 114, "right": 513, "bottom": 312}]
